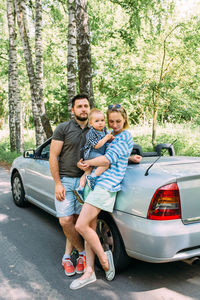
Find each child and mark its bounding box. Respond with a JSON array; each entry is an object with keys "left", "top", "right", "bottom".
[{"left": 74, "top": 108, "right": 114, "bottom": 203}]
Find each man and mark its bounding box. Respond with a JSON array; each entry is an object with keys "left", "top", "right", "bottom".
[{"left": 49, "top": 94, "right": 90, "bottom": 276}]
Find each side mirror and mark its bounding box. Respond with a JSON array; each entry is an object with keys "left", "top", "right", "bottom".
[{"left": 23, "top": 149, "right": 35, "bottom": 158}]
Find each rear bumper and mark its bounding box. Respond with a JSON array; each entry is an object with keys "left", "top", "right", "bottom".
[{"left": 113, "top": 210, "right": 200, "bottom": 263}]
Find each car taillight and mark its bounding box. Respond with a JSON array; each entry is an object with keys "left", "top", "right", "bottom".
[{"left": 147, "top": 183, "right": 181, "bottom": 220}]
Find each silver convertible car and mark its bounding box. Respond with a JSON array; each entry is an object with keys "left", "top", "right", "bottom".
[{"left": 10, "top": 138, "right": 200, "bottom": 269}]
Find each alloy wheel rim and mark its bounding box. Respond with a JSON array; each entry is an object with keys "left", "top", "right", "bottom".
[
  {"left": 13, "top": 177, "right": 21, "bottom": 201},
  {"left": 96, "top": 219, "right": 114, "bottom": 252}
]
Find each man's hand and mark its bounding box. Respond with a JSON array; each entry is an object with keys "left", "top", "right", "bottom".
[
  {"left": 55, "top": 183, "right": 65, "bottom": 201},
  {"left": 77, "top": 158, "right": 90, "bottom": 171},
  {"left": 129, "top": 154, "right": 142, "bottom": 164}
]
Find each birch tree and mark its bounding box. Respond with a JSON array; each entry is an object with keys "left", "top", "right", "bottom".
[
  {"left": 75, "top": 0, "right": 94, "bottom": 107},
  {"left": 14, "top": 0, "right": 52, "bottom": 146},
  {"left": 7, "top": 0, "right": 24, "bottom": 152},
  {"left": 67, "top": 0, "right": 77, "bottom": 117},
  {"left": 14, "top": 0, "right": 44, "bottom": 146},
  {"left": 35, "top": 0, "right": 53, "bottom": 137}
]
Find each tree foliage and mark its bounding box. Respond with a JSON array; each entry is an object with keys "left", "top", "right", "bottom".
[{"left": 1, "top": 0, "right": 200, "bottom": 147}]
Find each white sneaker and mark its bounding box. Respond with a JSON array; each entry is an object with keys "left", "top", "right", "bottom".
[
  {"left": 105, "top": 250, "right": 115, "bottom": 281},
  {"left": 70, "top": 272, "right": 96, "bottom": 290}
]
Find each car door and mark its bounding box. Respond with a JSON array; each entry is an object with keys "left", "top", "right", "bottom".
[{"left": 24, "top": 141, "right": 55, "bottom": 212}]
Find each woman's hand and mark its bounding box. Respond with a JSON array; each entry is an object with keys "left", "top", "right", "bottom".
[
  {"left": 77, "top": 158, "right": 90, "bottom": 171},
  {"left": 128, "top": 154, "right": 142, "bottom": 164}
]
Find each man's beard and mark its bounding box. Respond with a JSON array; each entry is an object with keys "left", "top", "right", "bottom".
[{"left": 75, "top": 115, "right": 88, "bottom": 121}]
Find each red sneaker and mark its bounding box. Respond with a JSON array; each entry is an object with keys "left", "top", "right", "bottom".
[
  {"left": 76, "top": 255, "right": 86, "bottom": 274},
  {"left": 63, "top": 259, "right": 76, "bottom": 276}
]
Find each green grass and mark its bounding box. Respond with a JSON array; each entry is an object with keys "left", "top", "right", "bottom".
[
  {"left": 0, "top": 123, "right": 200, "bottom": 166},
  {"left": 0, "top": 129, "right": 36, "bottom": 165},
  {"left": 0, "top": 142, "right": 20, "bottom": 165},
  {"left": 131, "top": 122, "right": 200, "bottom": 156}
]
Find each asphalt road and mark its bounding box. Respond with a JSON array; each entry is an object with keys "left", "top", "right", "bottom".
[{"left": 1, "top": 167, "right": 200, "bottom": 300}]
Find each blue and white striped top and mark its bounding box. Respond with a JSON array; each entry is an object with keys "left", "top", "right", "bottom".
[{"left": 96, "top": 130, "right": 134, "bottom": 192}]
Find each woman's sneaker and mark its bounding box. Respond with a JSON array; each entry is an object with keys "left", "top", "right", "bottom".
[
  {"left": 105, "top": 250, "right": 115, "bottom": 281},
  {"left": 86, "top": 175, "right": 97, "bottom": 191}
]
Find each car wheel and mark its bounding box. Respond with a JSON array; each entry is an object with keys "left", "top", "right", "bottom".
[
  {"left": 11, "top": 172, "right": 26, "bottom": 207},
  {"left": 96, "top": 212, "right": 130, "bottom": 271}
]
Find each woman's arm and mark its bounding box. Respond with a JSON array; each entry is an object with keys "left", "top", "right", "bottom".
[
  {"left": 85, "top": 155, "right": 110, "bottom": 166},
  {"left": 128, "top": 154, "right": 142, "bottom": 164},
  {"left": 77, "top": 155, "right": 110, "bottom": 170}
]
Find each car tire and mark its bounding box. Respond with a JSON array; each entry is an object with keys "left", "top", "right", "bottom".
[
  {"left": 96, "top": 211, "right": 131, "bottom": 271},
  {"left": 11, "top": 172, "right": 26, "bottom": 207}
]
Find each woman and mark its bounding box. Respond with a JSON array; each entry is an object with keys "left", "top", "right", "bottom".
[{"left": 70, "top": 104, "right": 141, "bottom": 290}]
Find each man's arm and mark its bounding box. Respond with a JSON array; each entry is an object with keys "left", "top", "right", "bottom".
[{"left": 49, "top": 140, "right": 65, "bottom": 201}]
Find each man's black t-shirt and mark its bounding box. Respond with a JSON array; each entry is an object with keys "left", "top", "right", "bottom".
[{"left": 52, "top": 119, "right": 90, "bottom": 177}]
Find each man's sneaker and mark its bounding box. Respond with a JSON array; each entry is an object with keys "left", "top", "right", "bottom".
[
  {"left": 86, "top": 175, "right": 97, "bottom": 191},
  {"left": 73, "top": 187, "right": 84, "bottom": 204},
  {"left": 62, "top": 259, "right": 76, "bottom": 276},
  {"left": 76, "top": 255, "right": 86, "bottom": 274}
]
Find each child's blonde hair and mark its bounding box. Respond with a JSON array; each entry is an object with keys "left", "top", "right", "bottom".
[{"left": 88, "top": 108, "right": 104, "bottom": 122}]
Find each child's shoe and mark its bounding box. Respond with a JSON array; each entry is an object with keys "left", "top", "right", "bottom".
[
  {"left": 73, "top": 187, "right": 84, "bottom": 204},
  {"left": 86, "top": 175, "right": 97, "bottom": 191}
]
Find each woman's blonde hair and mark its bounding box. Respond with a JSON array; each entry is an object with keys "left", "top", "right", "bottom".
[
  {"left": 88, "top": 108, "right": 104, "bottom": 122},
  {"left": 107, "top": 105, "right": 129, "bottom": 129}
]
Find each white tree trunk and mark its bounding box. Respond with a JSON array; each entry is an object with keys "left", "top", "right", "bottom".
[
  {"left": 7, "top": 0, "right": 23, "bottom": 152},
  {"left": 67, "top": 0, "right": 77, "bottom": 118},
  {"left": 14, "top": 0, "right": 46, "bottom": 146},
  {"left": 35, "top": 0, "right": 53, "bottom": 137},
  {"left": 31, "top": 98, "right": 44, "bottom": 147},
  {"left": 35, "top": 0, "right": 44, "bottom": 108},
  {"left": 75, "top": 0, "right": 94, "bottom": 107}
]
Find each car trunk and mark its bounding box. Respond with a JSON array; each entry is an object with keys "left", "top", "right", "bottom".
[
  {"left": 116, "top": 156, "right": 200, "bottom": 222},
  {"left": 157, "top": 161, "right": 200, "bottom": 224},
  {"left": 178, "top": 176, "right": 200, "bottom": 224}
]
